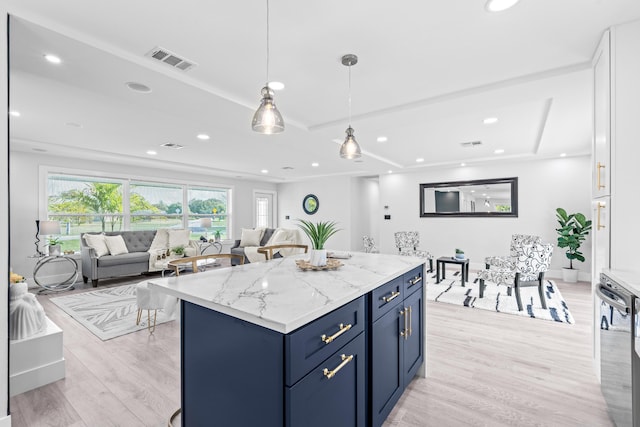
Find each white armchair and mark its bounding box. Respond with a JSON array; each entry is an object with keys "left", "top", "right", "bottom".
[
  {"left": 485, "top": 234, "right": 542, "bottom": 270},
  {"left": 394, "top": 231, "right": 433, "bottom": 272}
]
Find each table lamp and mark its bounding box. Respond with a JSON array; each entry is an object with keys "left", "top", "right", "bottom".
[
  {"left": 38, "top": 220, "right": 61, "bottom": 255},
  {"left": 200, "top": 218, "right": 212, "bottom": 240}
]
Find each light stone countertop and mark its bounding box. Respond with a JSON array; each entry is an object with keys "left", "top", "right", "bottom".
[{"left": 148, "top": 252, "right": 425, "bottom": 333}]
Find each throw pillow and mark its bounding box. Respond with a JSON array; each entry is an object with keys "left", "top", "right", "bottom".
[
  {"left": 104, "top": 235, "right": 129, "bottom": 256},
  {"left": 240, "top": 228, "right": 264, "bottom": 247},
  {"left": 149, "top": 228, "right": 169, "bottom": 252},
  {"left": 83, "top": 233, "right": 110, "bottom": 257},
  {"left": 168, "top": 229, "right": 191, "bottom": 250}
]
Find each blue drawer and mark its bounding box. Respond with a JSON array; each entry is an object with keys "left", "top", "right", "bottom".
[
  {"left": 371, "top": 276, "right": 403, "bottom": 322},
  {"left": 285, "top": 296, "right": 365, "bottom": 386},
  {"left": 403, "top": 265, "right": 424, "bottom": 297}
]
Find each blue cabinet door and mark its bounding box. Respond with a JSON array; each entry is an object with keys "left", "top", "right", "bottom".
[
  {"left": 286, "top": 333, "right": 366, "bottom": 427},
  {"left": 371, "top": 302, "right": 404, "bottom": 427},
  {"left": 402, "top": 287, "right": 424, "bottom": 385}
]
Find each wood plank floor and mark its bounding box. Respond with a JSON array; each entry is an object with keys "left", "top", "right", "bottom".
[{"left": 9, "top": 274, "right": 613, "bottom": 427}]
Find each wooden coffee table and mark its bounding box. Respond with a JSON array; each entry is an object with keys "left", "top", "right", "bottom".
[{"left": 436, "top": 257, "right": 470, "bottom": 285}]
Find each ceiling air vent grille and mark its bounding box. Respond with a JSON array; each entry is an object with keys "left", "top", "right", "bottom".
[
  {"left": 460, "top": 141, "right": 482, "bottom": 148},
  {"left": 145, "top": 46, "right": 197, "bottom": 72}
]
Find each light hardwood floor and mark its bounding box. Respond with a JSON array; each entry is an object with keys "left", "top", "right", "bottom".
[{"left": 10, "top": 274, "right": 613, "bottom": 427}]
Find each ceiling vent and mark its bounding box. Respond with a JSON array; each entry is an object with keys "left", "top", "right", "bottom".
[
  {"left": 145, "top": 46, "right": 197, "bottom": 72},
  {"left": 160, "top": 143, "right": 184, "bottom": 150},
  {"left": 460, "top": 141, "right": 482, "bottom": 148}
]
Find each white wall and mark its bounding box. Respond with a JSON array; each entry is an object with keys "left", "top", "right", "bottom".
[
  {"left": 9, "top": 151, "right": 276, "bottom": 280},
  {"left": 379, "top": 156, "right": 592, "bottom": 279},
  {"left": 277, "top": 176, "right": 354, "bottom": 251}
]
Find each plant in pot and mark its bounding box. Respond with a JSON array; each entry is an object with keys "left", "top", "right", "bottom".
[
  {"left": 555, "top": 207, "right": 592, "bottom": 283},
  {"left": 296, "top": 219, "right": 341, "bottom": 267},
  {"left": 214, "top": 230, "right": 221, "bottom": 243},
  {"left": 48, "top": 236, "right": 62, "bottom": 256},
  {"left": 455, "top": 248, "right": 465, "bottom": 260},
  {"left": 171, "top": 245, "right": 186, "bottom": 258}
]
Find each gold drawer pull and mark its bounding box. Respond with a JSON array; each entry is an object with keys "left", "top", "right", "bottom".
[
  {"left": 597, "top": 202, "right": 606, "bottom": 230},
  {"left": 382, "top": 291, "right": 400, "bottom": 303},
  {"left": 597, "top": 162, "right": 606, "bottom": 190},
  {"left": 321, "top": 323, "right": 352, "bottom": 344},
  {"left": 409, "top": 276, "right": 422, "bottom": 285},
  {"left": 323, "top": 354, "right": 354, "bottom": 379}
]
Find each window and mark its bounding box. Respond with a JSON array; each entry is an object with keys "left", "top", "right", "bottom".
[{"left": 46, "top": 172, "right": 231, "bottom": 252}]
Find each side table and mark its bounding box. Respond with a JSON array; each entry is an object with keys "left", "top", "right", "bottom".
[
  {"left": 436, "top": 257, "right": 470, "bottom": 285},
  {"left": 33, "top": 255, "right": 78, "bottom": 292},
  {"left": 200, "top": 241, "right": 222, "bottom": 255}
]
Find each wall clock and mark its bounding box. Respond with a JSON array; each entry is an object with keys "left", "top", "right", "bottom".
[{"left": 302, "top": 194, "right": 319, "bottom": 215}]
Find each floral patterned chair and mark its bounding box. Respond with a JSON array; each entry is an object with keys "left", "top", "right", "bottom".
[
  {"left": 484, "top": 234, "right": 542, "bottom": 270},
  {"left": 477, "top": 242, "right": 554, "bottom": 311},
  {"left": 394, "top": 231, "right": 434, "bottom": 272},
  {"left": 362, "top": 236, "right": 379, "bottom": 253}
]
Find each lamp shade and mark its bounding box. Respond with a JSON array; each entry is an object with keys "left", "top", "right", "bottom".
[
  {"left": 199, "top": 218, "right": 212, "bottom": 228},
  {"left": 39, "top": 220, "right": 61, "bottom": 235},
  {"left": 339, "top": 127, "right": 362, "bottom": 159},
  {"left": 252, "top": 87, "right": 284, "bottom": 134}
]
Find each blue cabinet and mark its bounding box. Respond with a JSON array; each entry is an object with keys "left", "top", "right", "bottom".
[{"left": 370, "top": 265, "right": 424, "bottom": 427}]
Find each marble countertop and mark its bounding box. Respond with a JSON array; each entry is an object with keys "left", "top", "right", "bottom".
[
  {"left": 148, "top": 252, "right": 424, "bottom": 333},
  {"left": 601, "top": 269, "right": 640, "bottom": 297}
]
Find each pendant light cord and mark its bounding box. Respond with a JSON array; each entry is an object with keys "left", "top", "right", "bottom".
[
  {"left": 348, "top": 64, "right": 352, "bottom": 127},
  {"left": 266, "top": 0, "right": 270, "bottom": 85}
]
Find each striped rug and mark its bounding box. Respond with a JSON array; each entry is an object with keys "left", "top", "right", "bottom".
[
  {"left": 50, "top": 284, "right": 177, "bottom": 340},
  {"left": 426, "top": 274, "right": 574, "bottom": 324}
]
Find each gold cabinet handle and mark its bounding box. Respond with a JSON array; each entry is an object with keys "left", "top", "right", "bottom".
[
  {"left": 323, "top": 354, "right": 354, "bottom": 379},
  {"left": 597, "top": 202, "right": 606, "bottom": 230},
  {"left": 321, "top": 323, "right": 352, "bottom": 344},
  {"left": 409, "top": 276, "right": 422, "bottom": 286},
  {"left": 400, "top": 307, "right": 408, "bottom": 340},
  {"left": 408, "top": 305, "right": 413, "bottom": 337},
  {"left": 382, "top": 291, "right": 400, "bottom": 303},
  {"left": 597, "top": 162, "right": 606, "bottom": 190}
]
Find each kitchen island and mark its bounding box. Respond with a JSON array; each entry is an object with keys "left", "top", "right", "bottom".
[{"left": 149, "top": 252, "right": 426, "bottom": 427}]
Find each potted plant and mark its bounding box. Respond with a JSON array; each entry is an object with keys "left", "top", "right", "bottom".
[
  {"left": 296, "top": 219, "right": 341, "bottom": 267},
  {"left": 48, "top": 236, "right": 62, "bottom": 256},
  {"left": 555, "top": 208, "right": 592, "bottom": 283},
  {"left": 455, "top": 248, "right": 465, "bottom": 260},
  {"left": 214, "top": 230, "right": 221, "bottom": 243},
  {"left": 171, "top": 245, "right": 186, "bottom": 258}
]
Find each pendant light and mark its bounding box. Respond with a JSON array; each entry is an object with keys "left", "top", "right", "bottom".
[
  {"left": 252, "top": 0, "right": 284, "bottom": 134},
  {"left": 339, "top": 54, "right": 362, "bottom": 159}
]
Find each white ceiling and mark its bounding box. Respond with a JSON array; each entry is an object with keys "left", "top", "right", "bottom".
[{"left": 7, "top": 1, "right": 640, "bottom": 182}]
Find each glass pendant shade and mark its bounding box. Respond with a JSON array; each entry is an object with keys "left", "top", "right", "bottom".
[
  {"left": 252, "top": 86, "right": 284, "bottom": 134},
  {"left": 339, "top": 126, "right": 362, "bottom": 159}
]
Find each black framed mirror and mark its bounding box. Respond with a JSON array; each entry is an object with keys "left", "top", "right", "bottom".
[{"left": 419, "top": 177, "right": 518, "bottom": 217}]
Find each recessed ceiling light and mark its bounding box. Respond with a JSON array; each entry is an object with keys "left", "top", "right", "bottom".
[
  {"left": 485, "top": 0, "right": 520, "bottom": 12},
  {"left": 44, "top": 54, "right": 61, "bottom": 64},
  {"left": 197, "top": 134, "right": 210, "bottom": 140},
  {"left": 261, "top": 169, "right": 269, "bottom": 174},
  {"left": 377, "top": 136, "right": 388, "bottom": 143},
  {"left": 483, "top": 117, "right": 498, "bottom": 124},
  {"left": 416, "top": 158, "right": 424, "bottom": 163},
  {"left": 268, "top": 81, "right": 285, "bottom": 91},
  {"left": 147, "top": 150, "right": 157, "bottom": 155},
  {"left": 9, "top": 110, "right": 20, "bottom": 117},
  {"left": 311, "top": 162, "right": 319, "bottom": 167},
  {"left": 560, "top": 153, "right": 567, "bottom": 157},
  {"left": 388, "top": 170, "right": 393, "bottom": 174},
  {"left": 461, "top": 163, "right": 466, "bottom": 167},
  {"left": 126, "top": 82, "right": 152, "bottom": 93},
  {"left": 470, "top": 190, "right": 475, "bottom": 193},
  {"left": 494, "top": 149, "right": 505, "bottom": 154}
]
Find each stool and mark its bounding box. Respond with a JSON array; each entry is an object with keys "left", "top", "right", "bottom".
[{"left": 135, "top": 280, "right": 164, "bottom": 334}]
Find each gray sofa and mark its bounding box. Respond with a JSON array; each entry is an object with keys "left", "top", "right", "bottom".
[
  {"left": 230, "top": 228, "right": 276, "bottom": 265},
  {"left": 81, "top": 230, "right": 157, "bottom": 287}
]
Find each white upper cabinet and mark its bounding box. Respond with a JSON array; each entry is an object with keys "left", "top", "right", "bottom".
[{"left": 592, "top": 31, "right": 610, "bottom": 199}]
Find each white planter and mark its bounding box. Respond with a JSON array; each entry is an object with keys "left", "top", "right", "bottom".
[
  {"left": 562, "top": 267, "right": 579, "bottom": 283},
  {"left": 309, "top": 249, "right": 327, "bottom": 267},
  {"left": 48, "top": 245, "right": 61, "bottom": 256}
]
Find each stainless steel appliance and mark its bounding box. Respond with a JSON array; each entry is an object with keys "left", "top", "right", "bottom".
[{"left": 597, "top": 273, "right": 639, "bottom": 427}]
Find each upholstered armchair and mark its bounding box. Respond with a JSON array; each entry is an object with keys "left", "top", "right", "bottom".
[
  {"left": 484, "top": 234, "right": 542, "bottom": 270},
  {"left": 477, "top": 242, "right": 554, "bottom": 311},
  {"left": 394, "top": 231, "right": 433, "bottom": 272}
]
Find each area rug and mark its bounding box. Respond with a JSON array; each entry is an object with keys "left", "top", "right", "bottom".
[
  {"left": 426, "top": 274, "right": 574, "bottom": 324},
  {"left": 50, "top": 284, "right": 176, "bottom": 340}
]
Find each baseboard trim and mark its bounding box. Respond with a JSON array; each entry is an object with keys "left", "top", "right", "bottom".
[{"left": 0, "top": 414, "right": 11, "bottom": 427}]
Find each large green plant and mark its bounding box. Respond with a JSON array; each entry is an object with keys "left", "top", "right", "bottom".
[
  {"left": 296, "top": 219, "right": 340, "bottom": 250},
  {"left": 555, "top": 208, "right": 592, "bottom": 269}
]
